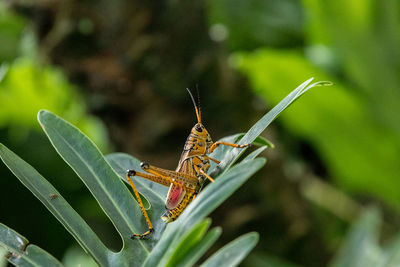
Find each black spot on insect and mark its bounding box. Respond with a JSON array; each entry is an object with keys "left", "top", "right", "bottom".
[
  {"left": 195, "top": 124, "right": 202, "bottom": 132},
  {"left": 127, "top": 169, "right": 136, "bottom": 176}
]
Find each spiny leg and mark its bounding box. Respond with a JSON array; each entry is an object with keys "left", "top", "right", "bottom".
[
  {"left": 140, "top": 162, "right": 198, "bottom": 190},
  {"left": 128, "top": 169, "right": 171, "bottom": 187},
  {"left": 126, "top": 170, "right": 155, "bottom": 239},
  {"left": 209, "top": 141, "right": 251, "bottom": 153}
]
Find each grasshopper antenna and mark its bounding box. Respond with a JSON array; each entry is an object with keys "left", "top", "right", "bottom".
[
  {"left": 196, "top": 84, "right": 201, "bottom": 121},
  {"left": 186, "top": 87, "right": 202, "bottom": 123}
]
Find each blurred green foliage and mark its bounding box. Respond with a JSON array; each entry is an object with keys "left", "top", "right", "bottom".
[
  {"left": 207, "top": 0, "right": 303, "bottom": 49},
  {"left": 0, "top": 3, "right": 25, "bottom": 62},
  {"left": 210, "top": 0, "right": 400, "bottom": 209},
  {"left": 0, "top": 58, "right": 108, "bottom": 149},
  {"left": 0, "top": 4, "right": 108, "bottom": 149},
  {"left": 329, "top": 208, "right": 400, "bottom": 267}
]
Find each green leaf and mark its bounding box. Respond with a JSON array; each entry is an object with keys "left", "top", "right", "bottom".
[
  {"left": 329, "top": 208, "right": 382, "bottom": 267},
  {"left": 212, "top": 78, "right": 329, "bottom": 176},
  {"left": 241, "top": 146, "right": 267, "bottom": 163},
  {"left": 144, "top": 158, "right": 265, "bottom": 267},
  {"left": 0, "top": 223, "right": 63, "bottom": 267},
  {"left": 174, "top": 227, "right": 222, "bottom": 267},
  {"left": 37, "top": 110, "right": 155, "bottom": 261},
  {"left": 0, "top": 143, "right": 108, "bottom": 265},
  {"left": 0, "top": 246, "right": 7, "bottom": 267},
  {"left": 200, "top": 232, "right": 259, "bottom": 267},
  {"left": 251, "top": 135, "right": 275, "bottom": 148},
  {"left": 165, "top": 219, "right": 211, "bottom": 267}
]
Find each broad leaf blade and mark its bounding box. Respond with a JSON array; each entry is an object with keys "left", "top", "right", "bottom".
[
  {"left": 200, "top": 232, "right": 259, "bottom": 267},
  {"left": 0, "top": 223, "right": 63, "bottom": 267},
  {"left": 37, "top": 110, "right": 153, "bottom": 261},
  {"left": 0, "top": 144, "right": 109, "bottom": 265}
]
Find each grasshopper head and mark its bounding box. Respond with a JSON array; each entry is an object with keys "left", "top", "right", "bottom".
[{"left": 192, "top": 123, "right": 213, "bottom": 148}]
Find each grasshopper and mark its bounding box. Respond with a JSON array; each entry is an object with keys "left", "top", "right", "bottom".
[{"left": 126, "top": 88, "right": 251, "bottom": 239}]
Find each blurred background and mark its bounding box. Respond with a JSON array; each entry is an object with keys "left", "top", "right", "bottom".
[{"left": 1, "top": 0, "right": 400, "bottom": 266}]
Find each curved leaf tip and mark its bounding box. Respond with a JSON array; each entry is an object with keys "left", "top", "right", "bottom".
[
  {"left": 37, "top": 109, "right": 50, "bottom": 119},
  {"left": 37, "top": 109, "right": 51, "bottom": 129},
  {"left": 301, "top": 80, "right": 332, "bottom": 97},
  {"left": 313, "top": 81, "right": 333, "bottom": 87}
]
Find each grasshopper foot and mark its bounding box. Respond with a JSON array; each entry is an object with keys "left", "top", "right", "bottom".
[{"left": 130, "top": 228, "right": 154, "bottom": 240}]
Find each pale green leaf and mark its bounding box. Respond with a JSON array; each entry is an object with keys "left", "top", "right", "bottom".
[
  {"left": 200, "top": 232, "right": 259, "bottom": 267},
  {"left": 174, "top": 227, "right": 222, "bottom": 267}
]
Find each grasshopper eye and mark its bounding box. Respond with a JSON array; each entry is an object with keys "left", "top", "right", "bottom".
[{"left": 195, "top": 125, "right": 202, "bottom": 132}]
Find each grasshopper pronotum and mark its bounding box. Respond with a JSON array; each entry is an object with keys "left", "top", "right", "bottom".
[{"left": 126, "top": 88, "right": 250, "bottom": 239}]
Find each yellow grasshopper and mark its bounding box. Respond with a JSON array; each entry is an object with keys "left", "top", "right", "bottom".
[{"left": 126, "top": 88, "right": 251, "bottom": 239}]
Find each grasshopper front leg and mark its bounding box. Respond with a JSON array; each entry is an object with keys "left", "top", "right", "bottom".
[{"left": 209, "top": 141, "right": 251, "bottom": 153}]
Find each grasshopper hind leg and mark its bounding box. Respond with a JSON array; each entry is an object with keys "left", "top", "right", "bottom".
[{"left": 126, "top": 170, "right": 155, "bottom": 239}]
